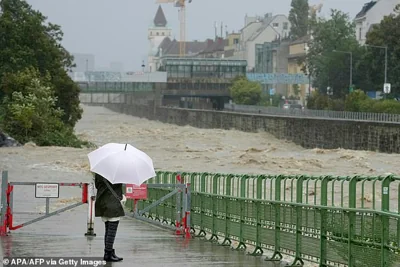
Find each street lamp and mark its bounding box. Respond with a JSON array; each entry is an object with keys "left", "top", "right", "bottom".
[
  {"left": 363, "top": 44, "right": 388, "bottom": 84},
  {"left": 141, "top": 60, "right": 145, "bottom": 72},
  {"left": 333, "top": 50, "right": 353, "bottom": 91}
]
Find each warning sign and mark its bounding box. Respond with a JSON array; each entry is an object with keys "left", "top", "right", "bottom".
[
  {"left": 35, "top": 183, "right": 59, "bottom": 198},
  {"left": 125, "top": 184, "right": 147, "bottom": 200}
]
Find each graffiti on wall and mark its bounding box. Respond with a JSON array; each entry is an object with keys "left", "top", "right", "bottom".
[{"left": 247, "top": 73, "right": 310, "bottom": 84}]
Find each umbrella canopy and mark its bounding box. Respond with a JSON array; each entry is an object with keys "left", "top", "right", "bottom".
[{"left": 88, "top": 143, "right": 156, "bottom": 185}]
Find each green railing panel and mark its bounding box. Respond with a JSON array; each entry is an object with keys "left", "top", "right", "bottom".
[
  {"left": 228, "top": 221, "right": 240, "bottom": 242},
  {"left": 127, "top": 171, "right": 400, "bottom": 267},
  {"left": 259, "top": 226, "right": 275, "bottom": 247}
]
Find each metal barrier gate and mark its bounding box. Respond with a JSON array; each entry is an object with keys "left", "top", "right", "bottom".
[
  {"left": 0, "top": 170, "right": 190, "bottom": 239},
  {"left": 0, "top": 170, "right": 96, "bottom": 236},
  {"left": 126, "top": 173, "right": 192, "bottom": 238},
  {"left": 0, "top": 170, "right": 190, "bottom": 238}
]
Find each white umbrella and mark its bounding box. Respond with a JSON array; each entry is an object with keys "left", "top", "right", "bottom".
[{"left": 87, "top": 143, "right": 156, "bottom": 185}]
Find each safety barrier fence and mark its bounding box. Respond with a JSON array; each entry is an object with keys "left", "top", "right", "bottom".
[
  {"left": 78, "top": 82, "right": 155, "bottom": 92},
  {"left": 224, "top": 103, "right": 400, "bottom": 123},
  {"left": 129, "top": 171, "right": 400, "bottom": 267},
  {"left": 0, "top": 171, "right": 96, "bottom": 236}
]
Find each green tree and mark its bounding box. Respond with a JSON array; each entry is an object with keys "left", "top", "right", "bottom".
[
  {"left": 292, "top": 84, "right": 301, "bottom": 97},
  {"left": 2, "top": 68, "right": 90, "bottom": 147},
  {"left": 0, "top": 0, "right": 82, "bottom": 126},
  {"left": 360, "top": 14, "right": 400, "bottom": 96},
  {"left": 288, "top": 0, "right": 309, "bottom": 39},
  {"left": 230, "top": 77, "right": 262, "bottom": 105},
  {"left": 344, "top": 90, "right": 372, "bottom": 112},
  {"left": 305, "top": 9, "right": 361, "bottom": 99},
  {"left": 306, "top": 91, "right": 329, "bottom": 109},
  {"left": 372, "top": 100, "right": 400, "bottom": 114}
]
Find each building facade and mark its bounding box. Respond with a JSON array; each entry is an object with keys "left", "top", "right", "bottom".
[
  {"left": 196, "top": 38, "right": 227, "bottom": 58},
  {"left": 287, "top": 36, "right": 310, "bottom": 103},
  {"left": 223, "top": 32, "right": 240, "bottom": 57},
  {"left": 229, "top": 13, "right": 291, "bottom": 71},
  {"left": 158, "top": 58, "right": 247, "bottom": 109},
  {"left": 254, "top": 40, "right": 290, "bottom": 95},
  {"left": 148, "top": 5, "right": 173, "bottom": 72},
  {"left": 354, "top": 0, "right": 398, "bottom": 45},
  {"left": 159, "top": 58, "right": 246, "bottom": 81}
]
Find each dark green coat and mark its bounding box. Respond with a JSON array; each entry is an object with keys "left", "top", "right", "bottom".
[{"left": 94, "top": 174, "right": 125, "bottom": 218}]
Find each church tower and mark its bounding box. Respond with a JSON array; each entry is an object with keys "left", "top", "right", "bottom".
[{"left": 148, "top": 5, "right": 172, "bottom": 72}]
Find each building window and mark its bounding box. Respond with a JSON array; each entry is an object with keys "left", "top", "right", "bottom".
[
  {"left": 273, "top": 23, "right": 279, "bottom": 28},
  {"left": 234, "top": 38, "right": 239, "bottom": 44},
  {"left": 150, "top": 31, "right": 152, "bottom": 35},
  {"left": 283, "top": 22, "right": 288, "bottom": 30},
  {"left": 162, "top": 32, "right": 164, "bottom": 36},
  {"left": 359, "top": 28, "right": 362, "bottom": 40},
  {"left": 156, "top": 32, "right": 159, "bottom": 36}
]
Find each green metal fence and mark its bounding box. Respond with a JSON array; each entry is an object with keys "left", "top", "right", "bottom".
[{"left": 127, "top": 171, "right": 400, "bottom": 267}]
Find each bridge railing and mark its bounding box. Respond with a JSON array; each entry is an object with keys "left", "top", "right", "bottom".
[
  {"left": 224, "top": 103, "right": 400, "bottom": 123},
  {"left": 131, "top": 171, "right": 400, "bottom": 266},
  {"left": 77, "top": 81, "right": 234, "bottom": 93},
  {"left": 78, "top": 82, "right": 158, "bottom": 93}
]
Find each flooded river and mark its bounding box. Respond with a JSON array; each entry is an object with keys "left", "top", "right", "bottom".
[
  {"left": 1, "top": 105, "right": 399, "bottom": 182},
  {"left": 1, "top": 105, "right": 399, "bottom": 266}
]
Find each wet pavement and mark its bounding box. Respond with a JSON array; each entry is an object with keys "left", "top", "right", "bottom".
[{"left": 0, "top": 204, "right": 286, "bottom": 267}]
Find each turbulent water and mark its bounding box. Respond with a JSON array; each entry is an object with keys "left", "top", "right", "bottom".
[
  {"left": 1, "top": 104, "right": 399, "bottom": 182},
  {"left": 1, "top": 105, "right": 399, "bottom": 266}
]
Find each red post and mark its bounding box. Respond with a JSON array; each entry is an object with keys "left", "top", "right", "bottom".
[
  {"left": 0, "top": 184, "right": 8, "bottom": 235},
  {"left": 181, "top": 214, "right": 190, "bottom": 239},
  {"left": 182, "top": 215, "right": 186, "bottom": 230},
  {"left": 2, "top": 184, "right": 24, "bottom": 232},
  {"left": 7, "top": 184, "right": 23, "bottom": 231},
  {"left": 82, "top": 183, "right": 88, "bottom": 204},
  {"left": 6, "top": 184, "right": 12, "bottom": 231},
  {"left": 175, "top": 221, "right": 181, "bottom": 235},
  {"left": 0, "top": 224, "right": 6, "bottom": 236}
]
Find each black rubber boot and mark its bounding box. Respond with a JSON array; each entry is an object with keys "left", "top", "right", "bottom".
[
  {"left": 112, "top": 249, "right": 123, "bottom": 261},
  {"left": 103, "top": 249, "right": 121, "bottom": 262}
]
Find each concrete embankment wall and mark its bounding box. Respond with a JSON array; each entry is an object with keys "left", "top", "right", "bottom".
[{"left": 88, "top": 102, "right": 400, "bottom": 153}]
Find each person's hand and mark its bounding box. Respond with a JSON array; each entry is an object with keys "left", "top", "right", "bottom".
[{"left": 120, "top": 194, "right": 127, "bottom": 205}]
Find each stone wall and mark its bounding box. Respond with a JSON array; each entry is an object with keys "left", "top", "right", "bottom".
[{"left": 98, "top": 103, "right": 400, "bottom": 154}]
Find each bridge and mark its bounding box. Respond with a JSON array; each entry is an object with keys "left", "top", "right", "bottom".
[
  {"left": 77, "top": 73, "right": 310, "bottom": 97},
  {"left": 77, "top": 71, "right": 311, "bottom": 109},
  {"left": 77, "top": 81, "right": 231, "bottom": 109},
  {"left": 77, "top": 81, "right": 231, "bottom": 97},
  {"left": 2, "top": 170, "right": 399, "bottom": 266},
  {"left": 78, "top": 79, "right": 400, "bottom": 123}
]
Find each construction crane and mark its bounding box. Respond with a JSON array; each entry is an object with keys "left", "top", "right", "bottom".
[
  {"left": 309, "top": 3, "right": 323, "bottom": 17},
  {"left": 156, "top": 0, "right": 192, "bottom": 57}
]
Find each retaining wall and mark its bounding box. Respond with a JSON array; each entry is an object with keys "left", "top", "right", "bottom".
[{"left": 95, "top": 103, "right": 400, "bottom": 153}]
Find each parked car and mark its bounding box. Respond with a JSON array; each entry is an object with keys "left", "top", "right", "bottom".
[{"left": 283, "top": 104, "right": 303, "bottom": 110}]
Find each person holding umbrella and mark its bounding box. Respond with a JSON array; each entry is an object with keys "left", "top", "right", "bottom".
[
  {"left": 94, "top": 173, "right": 126, "bottom": 262},
  {"left": 88, "top": 143, "right": 157, "bottom": 262}
]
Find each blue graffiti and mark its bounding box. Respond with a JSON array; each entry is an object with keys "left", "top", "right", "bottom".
[{"left": 247, "top": 73, "right": 310, "bottom": 84}]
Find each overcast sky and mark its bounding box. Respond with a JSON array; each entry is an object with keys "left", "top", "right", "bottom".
[{"left": 26, "top": 0, "right": 367, "bottom": 71}]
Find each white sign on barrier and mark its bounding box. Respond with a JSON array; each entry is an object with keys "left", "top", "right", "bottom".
[{"left": 35, "top": 183, "right": 59, "bottom": 198}]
